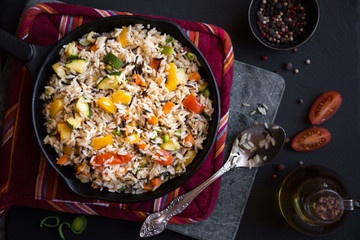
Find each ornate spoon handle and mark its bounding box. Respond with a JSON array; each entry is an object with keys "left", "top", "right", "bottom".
[{"left": 139, "top": 153, "right": 238, "bottom": 238}]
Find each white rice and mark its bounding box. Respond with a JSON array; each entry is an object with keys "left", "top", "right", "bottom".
[{"left": 41, "top": 25, "right": 213, "bottom": 194}]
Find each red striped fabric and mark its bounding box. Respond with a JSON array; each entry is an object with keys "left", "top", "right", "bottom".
[{"left": 0, "top": 2, "right": 234, "bottom": 222}]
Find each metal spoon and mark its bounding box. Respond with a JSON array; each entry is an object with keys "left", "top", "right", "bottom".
[{"left": 139, "top": 123, "right": 286, "bottom": 238}]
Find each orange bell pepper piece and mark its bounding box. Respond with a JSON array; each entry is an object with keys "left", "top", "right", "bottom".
[
  {"left": 163, "top": 102, "right": 175, "bottom": 114},
  {"left": 182, "top": 94, "right": 204, "bottom": 114}
]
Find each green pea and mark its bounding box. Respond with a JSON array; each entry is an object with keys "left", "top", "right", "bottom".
[
  {"left": 163, "top": 134, "right": 170, "bottom": 143},
  {"left": 114, "top": 129, "right": 122, "bottom": 136},
  {"left": 105, "top": 64, "right": 112, "bottom": 70},
  {"left": 204, "top": 88, "right": 210, "bottom": 97}
]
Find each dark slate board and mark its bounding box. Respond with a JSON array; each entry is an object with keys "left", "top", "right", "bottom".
[{"left": 166, "top": 60, "right": 285, "bottom": 240}]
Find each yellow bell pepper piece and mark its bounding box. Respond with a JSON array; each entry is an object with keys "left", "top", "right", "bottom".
[
  {"left": 184, "top": 150, "right": 196, "bottom": 166},
  {"left": 113, "top": 90, "right": 132, "bottom": 104},
  {"left": 49, "top": 99, "right": 64, "bottom": 118},
  {"left": 63, "top": 146, "right": 74, "bottom": 155},
  {"left": 127, "top": 133, "right": 140, "bottom": 144},
  {"left": 57, "top": 122, "right": 72, "bottom": 140},
  {"left": 97, "top": 97, "right": 117, "bottom": 114},
  {"left": 118, "top": 26, "right": 130, "bottom": 47},
  {"left": 92, "top": 135, "right": 113, "bottom": 150},
  {"left": 165, "top": 63, "right": 178, "bottom": 92}
]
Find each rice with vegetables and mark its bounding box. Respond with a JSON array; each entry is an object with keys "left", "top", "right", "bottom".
[{"left": 41, "top": 24, "right": 213, "bottom": 194}]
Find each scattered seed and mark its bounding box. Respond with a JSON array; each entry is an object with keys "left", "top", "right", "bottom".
[
  {"left": 294, "top": 68, "right": 299, "bottom": 74},
  {"left": 272, "top": 173, "right": 278, "bottom": 179},
  {"left": 284, "top": 62, "right": 293, "bottom": 70},
  {"left": 262, "top": 103, "right": 269, "bottom": 110},
  {"left": 298, "top": 160, "right": 304, "bottom": 165},
  {"left": 305, "top": 59, "right": 311, "bottom": 64},
  {"left": 276, "top": 163, "right": 285, "bottom": 172},
  {"left": 297, "top": 98, "right": 304, "bottom": 104},
  {"left": 261, "top": 55, "right": 268, "bottom": 61},
  {"left": 285, "top": 137, "right": 290, "bottom": 143},
  {"left": 242, "top": 103, "right": 250, "bottom": 107},
  {"left": 250, "top": 110, "right": 256, "bottom": 116}
]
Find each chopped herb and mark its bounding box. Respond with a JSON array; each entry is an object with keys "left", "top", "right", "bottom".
[
  {"left": 40, "top": 216, "right": 60, "bottom": 228},
  {"left": 119, "top": 186, "right": 126, "bottom": 191},
  {"left": 58, "top": 222, "right": 71, "bottom": 240},
  {"left": 186, "top": 52, "right": 195, "bottom": 60},
  {"left": 165, "top": 36, "right": 174, "bottom": 44}
]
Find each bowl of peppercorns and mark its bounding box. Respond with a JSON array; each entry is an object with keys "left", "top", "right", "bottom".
[{"left": 248, "top": 0, "right": 320, "bottom": 50}]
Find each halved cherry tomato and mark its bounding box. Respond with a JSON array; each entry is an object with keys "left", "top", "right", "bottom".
[
  {"left": 291, "top": 126, "right": 331, "bottom": 152},
  {"left": 309, "top": 91, "right": 342, "bottom": 125},
  {"left": 92, "top": 153, "right": 135, "bottom": 165},
  {"left": 155, "top": 149, "right": 174, "bottom": 165},
  {"left": 182, "top": 94, "right": 204, "bottom": 114}
]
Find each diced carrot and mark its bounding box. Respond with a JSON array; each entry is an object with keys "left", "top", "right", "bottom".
[
  {"left": 76, "top": 164, "right": 84, "bottom": 174},
  {"left": 90, "top": 44, "right": 99, "bottom": 52},
  {"left": 185, "top": 132, "right": 195, "bottom": 146},
  {"left": 150, "top": 58, "right": 162, "bottom": 69},
  {"left": 143, "top": 183, "right": 154, "bottom": 191},
  {"left": 136, "top": 139, "right": 148, "bottom": 150},
  {"left": 143, "top": 178, "right": 163, "bottom": 191},
  {"left": 133, "top": 74, "right": 147, "bottom": 87},
  {"left": 163, "top": 102, "right": 175, "bottom": 114},
  {"left": 182, "top": 94, "right": 204, "bottom": 114},
  {"left": 57, "top": 155, "right": 70, "bottom": 165},
  {"left": 148, "top": 115, "right": 158, "bottom": 125},
  {"left": 150, "top": 178, "right": 163, "bottom": 188},
  {"left": 189, "top": 71, "right": 201, "bottom": 81}
]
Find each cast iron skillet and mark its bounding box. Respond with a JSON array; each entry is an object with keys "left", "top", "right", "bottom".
[{"left": 0, "top": 16, "right": 220, "bottom": 203}]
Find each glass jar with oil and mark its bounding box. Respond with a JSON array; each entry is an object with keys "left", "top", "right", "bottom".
[{"left": 278, "top": 165, "right": 359, "bottom": 235}]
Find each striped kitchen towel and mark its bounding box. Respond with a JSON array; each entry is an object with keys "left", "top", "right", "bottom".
[{"left": 0, "top": 2, "right": 234, "bottom": 223}]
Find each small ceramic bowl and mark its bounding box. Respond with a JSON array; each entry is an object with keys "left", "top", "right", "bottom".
[{"left": 248, "top": 0, "right": 320, "bottom": 50}]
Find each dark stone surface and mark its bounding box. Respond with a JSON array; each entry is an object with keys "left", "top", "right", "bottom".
[
  {"left": 167, "top": 61, "right": 285, "bottom": 239},
  {"left": 1, "top": 0, "right": 360, "bottom": 239}
]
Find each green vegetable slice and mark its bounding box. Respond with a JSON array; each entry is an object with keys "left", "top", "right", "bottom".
[
  {"left": 198, "top": 82, "right": 209, "bottom": 92},
  {"left": 161, "top": 138, "right": 180, "bottom": 151},
  {"left": 109, "top": 71, "right": 122, "bottom": 76},
  {"left": 78, "top": 38, "right": 91, "bottom": 46},
  {"left": 58, "top": 222, "right": 71, "bottom": 240},
  {"left": 161, "top": 46, "right": 174, "bottom": 55},
  {"left": 104, "top": 52, "right": 123, "bottom": 69},
  {"left": 71, "top": 215, "right": 87, "bottom": 234},
  {"left": 76, "top": 96, "right": 91, "bottom": 119},
  {"left": 40, "top": 216, "right": 60, "bottom": 228},
  {"left": 97, "top": 76, "right": 120, "bottom": 90}
]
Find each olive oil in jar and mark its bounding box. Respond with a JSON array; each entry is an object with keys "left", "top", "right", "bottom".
[{"left": 278, "top": 165, "right": 348, "bottom": 235}]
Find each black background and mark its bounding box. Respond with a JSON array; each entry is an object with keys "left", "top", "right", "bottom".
[{"left": 1, "top": 0, "right": 359, "bottom": 239}]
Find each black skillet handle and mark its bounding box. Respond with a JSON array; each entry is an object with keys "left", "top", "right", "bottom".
[{"left": 0, "top": 28, "right": 50, "bottom": 76}]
